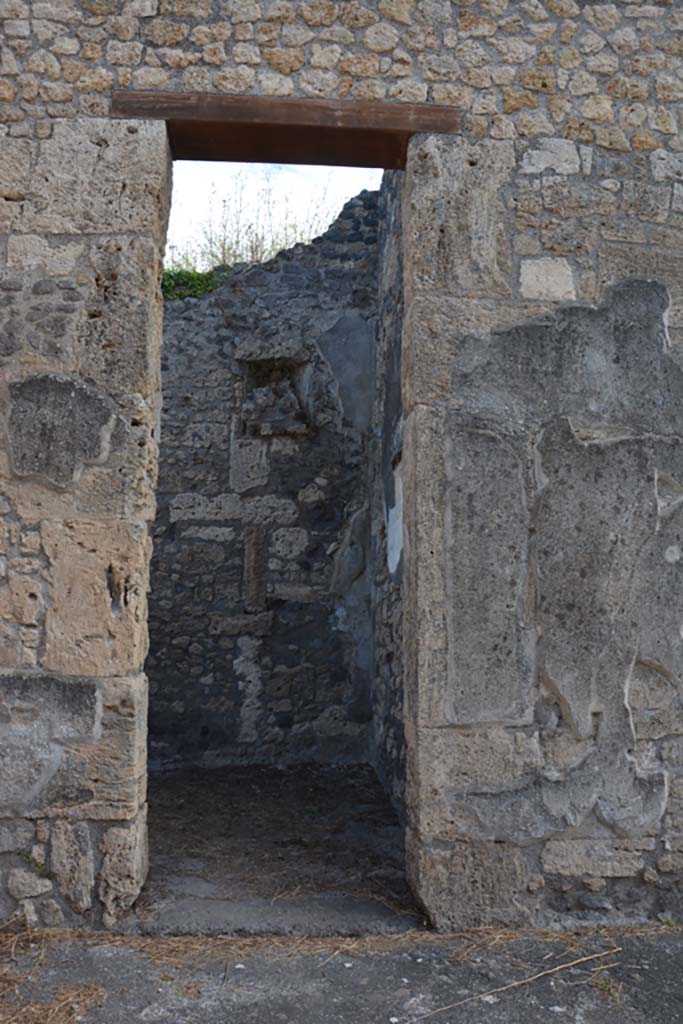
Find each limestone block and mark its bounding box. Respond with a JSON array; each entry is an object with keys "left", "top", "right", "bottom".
[
  {"left": 8, "top": 868, "right": 52, "bottom": 899},
  {"left": 229, "top": 435, "right": 270, "bottom": 493},
  {"left": 630, "top": 658, "right": 683, "bottom": 741},
  {"left": 0, "top": 139, "right": 34, "bottom": 200},
  {"left": 521, "top": 138, "right": 581, "bottom": 175},
  {"left": 15, "top": 119, "right": 171, "bottom": 237},
  {"left": 0, "top": 443, "right": 155, "bottom": 527},
  {"left": 0, "top": 674, "right": 99, "bottom": 816},
  {"left": 8, "top": 375, "right": 122, "bottom": 489},
  {"left": 170, "top": 492, "right": 298, "bottom": 525},
  {"left": 0, "top": 820, "right": 34, "bottom": 852},
  {"left": 401, "top": 405, "right": 448, "bottom": 727},
  {"left": 7, "top": 236, "right": 84, "bottom": 276},
  {"left": 271, "top": 527, "right": 308, "bottom": 559},
  {"left": 443, "top": 417, "right": 536, "bottom": 726},
  {"left": 442, "top": 278, "right": 680, "bottom": 840},
  {"left": 50, "top": 820, "right": 95, "bottom": 912},
  {"left": 42, "top": 520, "right": 150, "bottom": 677},
  {"left": 651, "top": 149, "right": 683, "bottom": 183},
  {"left": 404, "top": 135, "right": 514, "bottom": 299},
  {"left": 406, "top": 830, "right": 535, "bottom": 929},
  {"left": 542, "top": 839, "right": 654, "bottom": 877},
  {"left": 2, "top": 674, "right": 146, "bottom": 822},
  {"left": 402, "top": 294, "right": 553, "bottom": 411},
  {"left": 0, "top": 572, "right": 44, "bottom": 627},
  {"left": 73, "top": 236, "right": 164, "bottom": 398},
  {"left": 98, "top": 805, "right": 148, "bottom": 921},
  {"left": 520, "top": 257, "right": 576, "bottom": 300},
  {"left": 657, "top": 839, "right": 683, "bottom": 874},
  {"left": 409, "top": 727, "right": 543, "bottom": 840},
  {"left": 68, "top": 675, "right": 148, "bottom": 820}
]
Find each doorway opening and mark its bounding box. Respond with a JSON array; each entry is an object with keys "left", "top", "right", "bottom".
[{"left": 138, "top": 159, "right": 412, "bottom": 936}]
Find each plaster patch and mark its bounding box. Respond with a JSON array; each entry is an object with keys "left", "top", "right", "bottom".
[{"left": 386, "top": 465, "right": 403, "bottom": 576}]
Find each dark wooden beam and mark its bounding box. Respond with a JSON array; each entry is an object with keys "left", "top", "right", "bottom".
[{"left": 111, "top": 91, "right": 460, "bottom": 168}]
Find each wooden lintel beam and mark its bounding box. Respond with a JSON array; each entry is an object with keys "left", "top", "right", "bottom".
[
  {"left": 112, "top": 90, "right": 461, "bottom": 134},
  {"left": 111, "top": 90, "right": 460, "bottom": 168}
]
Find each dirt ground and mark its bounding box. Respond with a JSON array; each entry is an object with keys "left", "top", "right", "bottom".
[
  {"left": 3, "top": 767, "right": 682, "bottom": 1021},
  {"left": 2, "top": 920, "right": 683, "bottom": 1023},
  {"left": 127, "top": 763, "right": 419, "bottom": 935}
]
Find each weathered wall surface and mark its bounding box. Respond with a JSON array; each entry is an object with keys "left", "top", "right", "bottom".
[
  {"left": 0, "top": 0, "right": 682, "bottom": 145},
  {"left": 369, "top": 170, "right": 405, "bottom": 813},
  {"left": 147, "top": 191, "right": 380, "bottom": 769},
  {"left": 403, "top": 131, "right": 683, "bottom": 929},
  {"left": 2, "top": 0, "right": 683, "bottom": 930},
  {"left": 0, "top": 117, "right": 170, "bottom": 927}
]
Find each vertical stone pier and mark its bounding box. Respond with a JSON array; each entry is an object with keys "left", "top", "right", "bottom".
[{"left": 0, "top": 119, "right": 170, "bottom": 926}]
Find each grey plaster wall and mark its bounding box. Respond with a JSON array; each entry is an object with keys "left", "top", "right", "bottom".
[{"left": 146, "top": 190, "right": 383, "bottom": 770}]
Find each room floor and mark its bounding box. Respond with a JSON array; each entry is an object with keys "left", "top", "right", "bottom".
[{"left": 124, "top": 764, "right": 421, "bottom": 937}]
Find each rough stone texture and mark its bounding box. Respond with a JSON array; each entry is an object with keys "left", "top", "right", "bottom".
[
  {"left": 3, "top": 2, "right": 683, "bottom": 932},
  {"left": 0, "top": 673, "right": 146, "bottom": 821},
  {"left": 7, "top": 375, "right": 123, "bottom": 488},
  {"left": 50, "top": 820, "right": 95, "bottom": 913},
  {"left": 0, "top": 108, "right": 167, "bottom": 928},
  {"left": 0, "top": 1, "right": 682, "bottom": 157},
  {"left": 369, "top": 171, "right": 405, "bottom": 813},
  {"left": 403, "top": 131, "right": 683, "bottom": 928},
  {"left": 42, "top": 519, "right": 151, "bottom": 677},
  {"left": 98, "top": 806, "right": 148, "bottom": 925},
  {"left": 148, "top": 191, "right": 381, "bottom": 768}
]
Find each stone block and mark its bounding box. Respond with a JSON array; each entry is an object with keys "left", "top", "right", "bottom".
[
  {"left": 651, "top": 149, "right": 683, "bottom": 183},
  {"left": 170, "top": 492, "right": 298, "bottom": 525},
  {"left": 15, "top": 119, "right": 171, "bottom": 237},
  {"left": 50, "top": 820, "right": 95, "bottom": 912},
  {"left": 98, "top": 805, "right": 148, "bottom": 922},
  {"left": 72, "top": 235, "right": 165, "bottom": 405},
  {"left": 8, "top": 375, "right": 122, "bottom": 489},
  {"left": 57, "top": 675, "right": 147, "bottom": 821},
  {"left": 520, "top": 257, "right": 577, "bottom": 300},
  {"left": 542, "top": 839, "right": 655, "bottom": 877},
  {"left": 409, "top": 727, "right": 543, "bottom": 840},
  {"left": 7, "top": 236, "right": 85, "bottom": 276},
  {"left": 229, "top": 435, "right": 269, "bottom": 494},
  {"left": 8, "top": 868, "right": 52, "bottom": 899},
  {"left": 0, "top": 139, "right": 34, "bottom": 200},
  {"left": 402, "top": 294, "right": 553, "bottom": 411},
  {"left": 404, "top": 134, "right": 514, "bottom": 299},
  {"left": 657, "top": 839, "right": 683, "bottom": 874},
  {"left": 401, "top": 405, "right": 448, "bottom": 727},
  {"left": 443, "top": 417, "right": 536, "bottom": 727},
  {"left": 520, "top": 138, "right": 581, "bottom": 175},
  {"left": 0, "top": 673, "right": 143, "bottom": 820},
  {"left": 42, "top": 520, "right": 150, "bottom": 677},
  {"left": 0, "top": 571, "right": 44, "bottom": 628},
  {"left": 0, "top": 820, "right": 34, "bottom": 852},
  {"left": 406, "top": 830, "right": 535, "bottom": 929}
]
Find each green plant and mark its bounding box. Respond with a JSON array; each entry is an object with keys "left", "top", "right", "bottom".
[
  {"left": 18, "top": 850, "right": 52, "bottom": 879},
  {"left": 161, "top": 267, "right": 221, "bottom": 301}
]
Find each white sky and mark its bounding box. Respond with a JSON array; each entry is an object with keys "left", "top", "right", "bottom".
[{"left": 166, "top": 161, "right": 384, "bottom": 267}]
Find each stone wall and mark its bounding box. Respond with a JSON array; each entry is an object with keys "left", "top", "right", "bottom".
[
  {"left": 1, "top": 0, "right": 682, "bottom": 149},
  {"left": 147, "top": 190, "right": 382, "bottom": 769},
  {"left": 403, "top": 131, "right": 683, "bottom": 928},
  {"left": 369, "top": 170, "right": 405, "bottom": 814},
  {"left": 3, "top": 0, "right": 683, "bottom": 930},
  {"left": 0, "top": 118, "right": 170, "bottom": 927}
]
